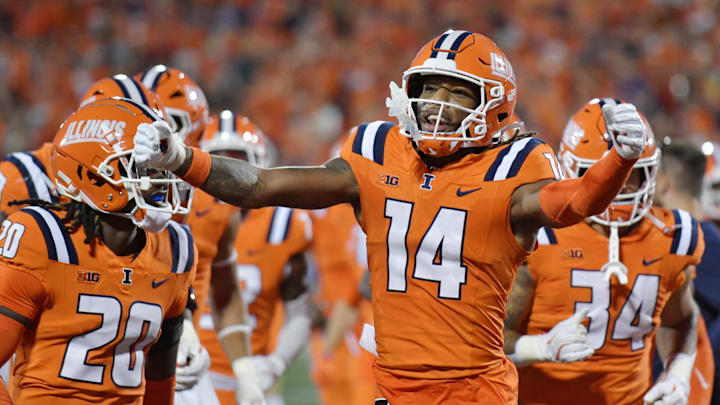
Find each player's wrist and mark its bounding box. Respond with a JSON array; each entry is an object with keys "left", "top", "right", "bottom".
[
  {"left": 665, "top": 351, "right": 696, "bottom": 382},
  {"left": 513, "top": 334, "right": 551, "bottom": 364},
  {"left": 232, "top": 357, "right": 259, "bottom": 382}
]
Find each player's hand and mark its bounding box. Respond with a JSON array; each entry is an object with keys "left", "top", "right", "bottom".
[
  {"left": 386, "top": 81, "right": 420, "bottom": 138},
  {"left": 175, "top": 318, "right": 211, "bottom": 390},
  {"left": 133, "top": 121, "right": 186, "bottom": 171},
  {"left": 232, "top": 357, "right": 266, "bottom": 405},
  {"left": 545, "top": 308, "right": 595, "bottom": 362},
  {"left": 602, "top": 103, "right": 648, "bottom": 160},
  {"left": 643, "top": 375, "right": 690, "bottom": 405},
  {"left": 250, "top": 354, "right": 287, "bottom": 392}
]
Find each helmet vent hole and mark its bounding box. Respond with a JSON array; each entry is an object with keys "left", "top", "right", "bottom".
[
  {"left": 498, "top": 112, "right": 508, "bottom": 122},
  {"left": 170, "top": 90, "right": 184, "bottom": 98},
  {"left": 77, "top": 165, "right": 83, "bottom": 180},
  {"left": 86, "top": 170, "right": 106, "bottom": 187}
]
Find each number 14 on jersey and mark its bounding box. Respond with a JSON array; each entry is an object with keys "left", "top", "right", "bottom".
[{"left": 385, "top": 198, "right": 468, "bottom": 300}]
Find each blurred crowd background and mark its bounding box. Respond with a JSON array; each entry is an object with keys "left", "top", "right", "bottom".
[{"left": 0, "top": 0, "right": 718, "bottom": 164}]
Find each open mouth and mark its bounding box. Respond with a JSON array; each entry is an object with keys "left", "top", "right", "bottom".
[{"left": 420, "top": 113, "right": 456, "bottom": 133}]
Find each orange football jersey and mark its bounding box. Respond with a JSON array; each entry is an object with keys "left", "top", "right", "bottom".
[
  {"left": 310, "top": 204, "right": 366, "bottom": 313},
  {"left": 198, "top": 206, "right": 312, "bottom": 392},
  {"left": 519, "top": 207, "right": 704, "bottom": 405},
  {"left": 0, "top": 207, "right": 196, "bottom": 404},
  {"left": 184, "top": 189, "right": 239, "bottom": 326},
  {"left": 339, "top": 122, "right": 560, "bottom": 381},
  {"left": 0, "top": 143, "right": 56, "bottom": 215}
]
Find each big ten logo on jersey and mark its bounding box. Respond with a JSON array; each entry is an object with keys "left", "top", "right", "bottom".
[
  {"left": 378, "top": 173, "right": 400, "bottom": 187},
  {"left": 562, "top": 248, "right": 583, "bottom": 259},
  {"left": 77, "top": 270, "right": 101, "bottom": 284},
  {"left": 60, "top": 119, "right": 127, "bottom": 147}
]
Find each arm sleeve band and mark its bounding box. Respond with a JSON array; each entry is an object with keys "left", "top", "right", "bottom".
[
  {"left": 539, "top": 148, "right": 636, "bottom": 227},
  {"left": 143, "top": 376, "right": 175, "bottom": 405},
  {"left": 180, "top": 147, "right": 212, "bottom": 188}
]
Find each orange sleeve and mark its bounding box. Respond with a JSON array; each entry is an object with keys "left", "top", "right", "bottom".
[
  {"left": 0, "top": 305, "right": 26, "bottom": 369},
  {"left": 0, "top": 265, "right": 47, "bottom": 322},
  {"left": 0, "top": 376, "right": 11, "bottom": 405},
  {"left": 539, "top": 148, "right": 636, "bottom": 227},
  {"left": 143, "top": 376, "right": 175, "bottom": 405}
]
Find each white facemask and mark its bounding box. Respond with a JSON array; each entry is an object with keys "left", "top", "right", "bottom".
[{"left": 133, "top": 209, "right": 173, "bottom": 233}]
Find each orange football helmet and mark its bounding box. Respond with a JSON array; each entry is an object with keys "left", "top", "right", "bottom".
[
  {"left": 79, "top": 74, "right": 167, "bottom": 120},
  {"left": 52, "top": 98, "right": 190, "bottom": 224},
  {"left": 392, "top": 30, "right": 518, "bottom": 156},
  {"left": 558, "top": 98, "right": 660, "bottom": 226},
  {"left": 200, "top": 110, "right": 273, "bottom": 168},
  {"left": 136, "top": 65, "right": 209, "bottom": 147}
]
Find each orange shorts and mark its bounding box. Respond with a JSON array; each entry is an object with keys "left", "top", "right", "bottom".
[{"left": 373, "top": 358, "right": 518, "bottom": 405}]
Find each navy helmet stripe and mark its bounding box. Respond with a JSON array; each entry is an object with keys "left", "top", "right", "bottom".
[
  {"left": 372, "top": 122, "right": 393, "bottom": 165},
  {"left": 121, "top": 98, "right": 161, "bottom": 122},
  {"left": 352, "top": 123, "right": 369, "bottom": 156},
  {"left": 6, "top": 155, "right": 38, "bottom": 199},
  {"left": 21, "top": 208, "right": 57, "bottom": 261},
  {"left": 141, "top": 65, "right": 166, "bottom": 91},
  {"left": 112, "top": 78, "right": 132, "bottom": 100},
  {"left": 506, "top": 138, "right": 544, "bottom": 178},
  {"left": 447, "top": 32, "right": 472, "bottom": 60},
  {"left": 430, "top": 32, "right": 450, "bottom": 58},
  {"left": 129, "top": 77, "right": 150, "bottom": 107},
  {"left": 167, "top": 223, "right": 180, "bottom": 273}
]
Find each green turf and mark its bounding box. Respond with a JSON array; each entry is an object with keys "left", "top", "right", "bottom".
[{"left": 282, "top": 348, "right": 320, "bottom": 405}]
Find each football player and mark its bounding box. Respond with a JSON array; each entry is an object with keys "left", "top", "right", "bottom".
[
  {"left": 134, "top": 31, "right": 649, "bottom": 403},
  {"left": 0, "top": 98, "right": 195, "bottom": 404},
  {"left": 655, "top": 141, "right": 718, "bottom": 405},
  {"left": 504, "top": 99, "right": 702, "bottom": 405},
  {"left": 195, "top": 111, "right": 312, "bottom": 405},
  {"left": 136, "top": 67, "right": 262, "bottom": 405},
  {"left": 0, "top": 74, "right": 165, "bottom": 222}
]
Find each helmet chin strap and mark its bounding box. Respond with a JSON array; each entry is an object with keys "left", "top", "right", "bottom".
[{"left": 600, "top": 224, "right": 629, "bottom": 285}]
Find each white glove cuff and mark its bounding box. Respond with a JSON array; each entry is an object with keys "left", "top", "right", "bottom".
[
  {"left": 232, "top": 357, "right": 259, "bottom": 382},
  {"left": 666, "top": 352, "right": 696, "bottom": 381},
  {"left": 512, "top": 334, "right": 550, "bottom": 365},
  {"left": 167, "top": 140, "right": 187, "bottom": 172}
]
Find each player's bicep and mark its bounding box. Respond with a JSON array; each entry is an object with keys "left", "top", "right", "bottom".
[
  {"left": 256, "top": 157, "right": 359, "bottom": 209},
  {"left": 660, "top": 266, "right": 698, "bottom": 327}
]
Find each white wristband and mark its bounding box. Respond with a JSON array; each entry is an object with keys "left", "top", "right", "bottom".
[
  {"left": 232, "top": 357, "right": 258, "bottom": 381},
  {"left": 217, "top": 324, "right": 252, "bottom": 340},
  {"left": 666, "top": 352, "right": 696, "bottom": 381},
  {"left": 512, "top": 334, "right": 549, "bottom": 366}
]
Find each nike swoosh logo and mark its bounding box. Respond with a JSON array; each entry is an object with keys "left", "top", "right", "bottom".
[
  {"left": 195, "top": 209, "right": 212, "bottom": 217},
  {"left": 152, "top": 278, "right": 170, "bottom": 288},
  {"left": 642, "top": 257, "right": 662, "bottom": 266},
  {"left": 456, "top": 187, "right": 482, "bottom": 197},
  {"left": 246, "top": 249, "right": 262, "bottom": 256}
]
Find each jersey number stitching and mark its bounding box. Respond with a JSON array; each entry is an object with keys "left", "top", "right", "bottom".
[
  {"left": 0, "top": 219, "right": 25, "bottom": 259},
  {"left": 571, "top": 270, "right": 659, "bottom": 351},
  {"left": 384, "top": 198, "right": 467, "bottom": 300},
  {"left": 59, "top": 294, "right": 163, "bottom": 387}
]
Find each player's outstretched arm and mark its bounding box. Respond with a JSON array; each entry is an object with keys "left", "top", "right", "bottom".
[
  {"left": 133, "top": 122, "right": 359, "bottom": 209},
  {"left": 505, "top": 265, "right": 594, "bottom": 367},
  {"left": 644, "top": 267, "right": 699, "bottom": 405},
  {"left": 510, "top": 103, "right": 648, "bottom": 245}
]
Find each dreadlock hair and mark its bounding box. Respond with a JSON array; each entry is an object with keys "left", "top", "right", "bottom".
[{"left": 8, "top": 198, "right": 103, "bottom": 245}]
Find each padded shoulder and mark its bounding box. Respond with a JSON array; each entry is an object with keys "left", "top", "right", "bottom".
[
  {"left": 347, "top": 121, "right": 395, "bottom": 165},
  {"left": 166, "top": 221, "right": 195, "bottom": 274},
  {"left": 669, "top": 209, "right": 700, "bottom": 256},
  {"left": 485, "top": 137, "right": 559, "bottom": 182},
  {"left": 18, "top": 206, "right": 78, "bottom": 265}
]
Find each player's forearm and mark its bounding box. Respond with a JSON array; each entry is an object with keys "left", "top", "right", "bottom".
[
  {"left": 656, "top": 301, "right": 699, "bottom": 363},
  {"left": 175, "top": 148, "right": 357, "bottom": 209},
  {"left": 323, "top": 300, "right": 359, "bottom": 356},
  {"left": 503, "top": 328, "right": 523, "bottom": 355},
  {"left": 211, "top": 283, "right": 253, "bottom": 361},
  {"left": 539, "top": 148, "right": 636, "bottom": 227}
]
